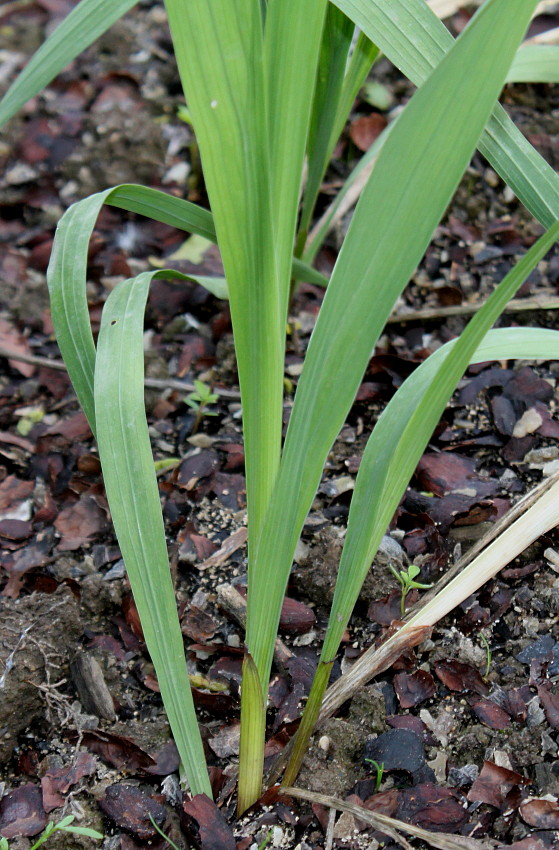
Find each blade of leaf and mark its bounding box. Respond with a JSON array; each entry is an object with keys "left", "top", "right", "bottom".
[
  {"left": 165, "top": 0, "right": 329, "bottom": 546},
  {"left": 506, "top": 45, "right": 559, "bottom": 83},
  {"left": 0, "top": 0, "right": 137, "bottom": 126},
  {"left": 264, "top": 0, "right": 328, "bottom": 312},
  {"left": 95, "top": 270, "right": 211, "bottom": 797},
  {"left": 283, "top": 319, "right": 559, "bottom": 785},
  {"left": 323, "top": 221, "right": 559, "bottom": 660},
  {"left": 247, "top": 0, "right": 537, "bottom": 690},
  {"left": 47, "top": 184, "right": 325, "bottom": 435},
  {"left": 107, "top": 186, "right": 326, "bottom": 287},
  {"left": 283, "top": 222, "right": 559, "bottom": 786},
  {"left": 332, "top": 0, "right": 559, "bottom": 231},
  {"left": 299, "top": 15, "right": 379, "bottom": 252},
  {"left": 298, "top": 6, "right": 357, "bottom": 248},
  {"left": 47, "top": 188, "right": 228, "bottom": 434}
]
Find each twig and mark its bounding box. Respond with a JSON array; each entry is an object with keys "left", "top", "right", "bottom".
[
  {"left": 0, "top": 346, "right": 241, "bottom": 400},
  {"left": 324, "top": 807, "right": 336, "bottom": 850},
  {"left": 216, "top": 583, "right": 294, "bottom": 669},
  {"left": 386, "top": 294, "right": 559, "bottom": 324},
  {"left": 198, "top": 527, "right": 247, "bottom": 570},
  {"left": 280, "top": 787, "right": 497, "bottom": 850}
]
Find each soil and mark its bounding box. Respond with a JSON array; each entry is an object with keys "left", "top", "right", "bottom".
[{"left": 2, "top": 2, "right": 559, "bottom": 849}]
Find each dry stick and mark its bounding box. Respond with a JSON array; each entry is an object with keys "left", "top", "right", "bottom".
[
  {"left": 216, "top": 583, "right": 294, "bottom": 670},
  {"left": 319, "top": 470, "right": 559, "bottom": 726},
  {"left": 280, "top": 787, "right": 496, "bottom": 850},
  {"left": 324, "top": 807, "right": 336, "bottom": 850},
  {"left": 386, "top": 294, "right": 559, "bottom": 324},
  {"left": 0, "top": 346, "right": 242, "bottom": 400}
]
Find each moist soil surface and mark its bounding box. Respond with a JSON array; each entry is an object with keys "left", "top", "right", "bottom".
[{"left": 2, "top": 3, "right": 559, "bottom": 849}]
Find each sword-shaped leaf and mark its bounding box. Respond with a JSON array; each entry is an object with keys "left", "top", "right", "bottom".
[
  {"left": 248, "top": 0, "right": 537, "bottom": 698},
  {"left": 332, "top": 0, "right": 559, "bottom": 230},
  {"left": 95, "top": 270, "right": 211, "bottom": 796}
]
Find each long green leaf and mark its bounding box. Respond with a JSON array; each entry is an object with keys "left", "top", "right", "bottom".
[
  {"left": 264, "top": 0, "right": 328, "bottom": 309},
  {"left": 240, "top": 0, "right": 328, "bottom": 808},
  {"left": 283, "top": 291, "right": 559, "bottom": 785},
  {"left": 0, "top": 0, "right": 136, "bottom": 127},
  {"left": 298, "top": 6, "right": 357, "bottom": 247},
  {"left": 332, "top": 0, "right": 559, "bottom": 230},
  {"left": 299, "top": 14, "right": 379, "bottom": 252},
  {"left": 506, "top": 45, "right": 559, "bottom": 83},
  {"left": 165, "top": 0, "right": 310, "bottom": 554},
  {"left": 47, "top": 183, "right": 326, "bottom": 434},
  {"left": 108, "top": 186, "right": 327, "bottom": 287},
  {"left": 95, "top": 270, "right": 211, "bottom": 797},
  {"left": 324, "top": 219, "right": 559, "bottom": 660},
  {"left": 248, "top": 0, "right": 537, "bottom": 694},
  {"left": 47, "top": 187, "right": 228, "bottom": 434}
]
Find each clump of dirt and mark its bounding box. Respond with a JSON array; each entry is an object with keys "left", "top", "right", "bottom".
[
  {"left": 0, "top": 587, "right": 82, "bottom": 763},
  {"left": 297, "top": 717, "right": 368, "bottom": 799}
]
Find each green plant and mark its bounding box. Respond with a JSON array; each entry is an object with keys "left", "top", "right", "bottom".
[
  {"left": 184, "top": 380, "right": 220, "bottom": 434},
  {"left": 479, "top": 631, "right": 493, "bottom": 680},
  {"left": 365, "top": 759, "right": 385, "bottom": 793},
  {"left": 257, "top": 829, "right": 274, "bottom": 850},
  {"left": 148, "top": 815, "right": 181, "bottom": 850},
  {"left": 0, "top": 815, "right": 103, "bottom": 850},
  {"left": 389, "top": 564, "right": 433, "bottom": 618},
  {"left": 2, "top": 0, "right": 559, "bottom": 815}
]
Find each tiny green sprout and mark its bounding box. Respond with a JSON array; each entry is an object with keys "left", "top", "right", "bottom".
[
  {"left": 154, "top": 457, "right": 181, "bottom": 475},
  {"left": 257, "top": 829, "right": 274, "bottom": 850},
  {"left": 149, "top": 815, "right": 181, "bottom": 850},
  {"left": 389, "top": 564, "right": 433, "bottom": 617},
  {"left": 177, "top": 104, "right": 193, "bottom": 125},
  {"left": 0, "top": 815, "right": 103, "bottom": 850},
  {"left": 365, "top": 758, "right": 385, "bottom": 792},
  {"left": 185, "top": 380, "right": 220, "bottom": 434},
  {"left": 479, "top": 631, "right": 492, "bottom": 680}
]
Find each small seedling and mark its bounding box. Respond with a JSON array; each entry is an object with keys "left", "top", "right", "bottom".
[
  {"left": 365, "top": 758, "right": 385, "bottom": 792},
  {"left": 0, "top": 815, "right": 103, "bottom": 850},
  {"left": 258, "top": 829, "right": 274, "bottom": 850},
  {"left": 389, "top": 564, "right": 433, "bottom": 617},
  {"left": 149, "top": 815, "right": 181, "bottom": 850},
  {"left": 185, "top": 380, "right": 220, "bottom": 434},
  {"left": 479, "top": 631, "right": 492, "bottom": 680}
]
